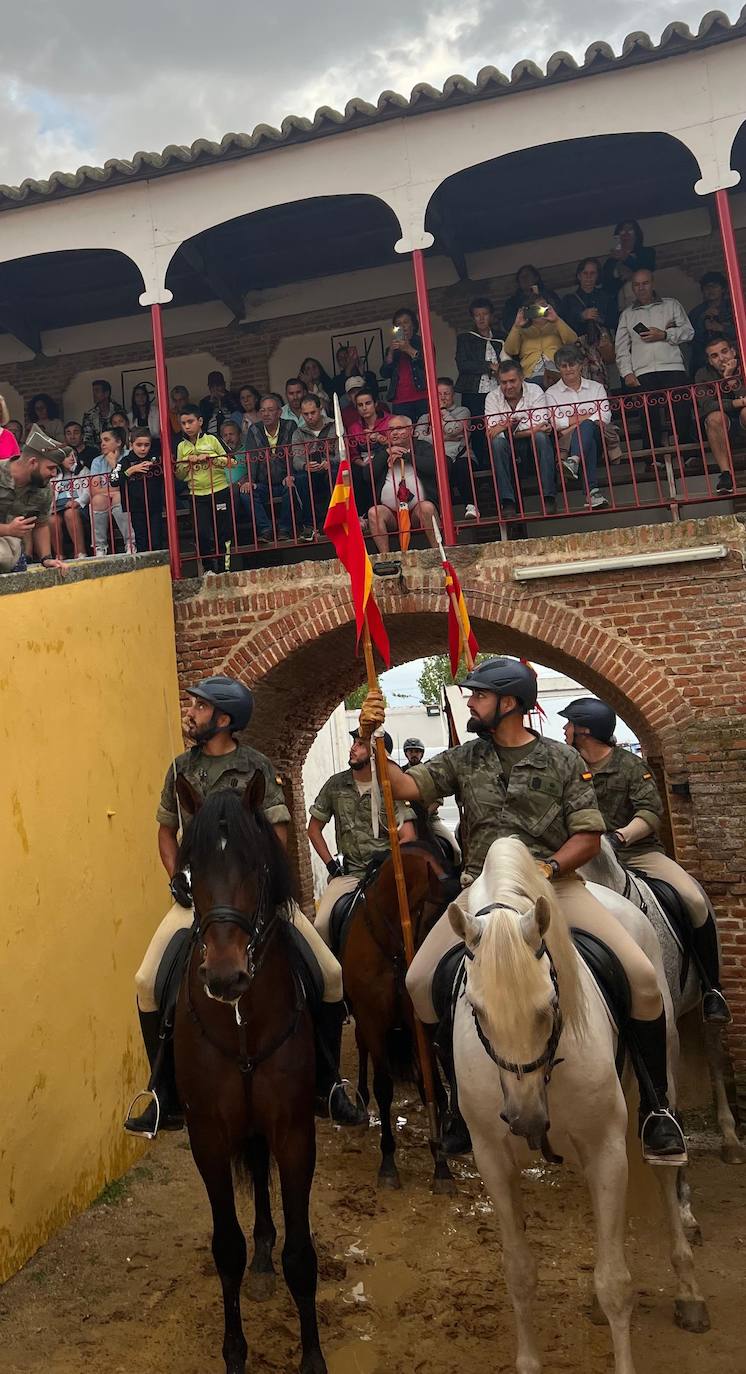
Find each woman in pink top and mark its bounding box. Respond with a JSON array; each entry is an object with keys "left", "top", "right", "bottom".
[
  {"left": 345, "top": 388, "right": 392, "bottom": 516},
  {"left": 380, "top": 307, "right": 428, "bottom": 421},
  {"left": 0, "top": 396, "right": 20, "bottom": 458}
]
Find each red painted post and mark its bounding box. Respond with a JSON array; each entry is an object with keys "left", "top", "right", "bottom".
[
  {"left": 411, "top": 248, "right": 457, "bottom": 546},
  {"left": 715, "top": 188, "right": 746, "bottom": 366},
  {"left": 150, "top": 303, "right": 182, "bottom": 579}
]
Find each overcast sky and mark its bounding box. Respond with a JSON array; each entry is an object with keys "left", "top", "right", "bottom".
[{"left": 1, "top": 2, "right": 740, "bottom": 188}]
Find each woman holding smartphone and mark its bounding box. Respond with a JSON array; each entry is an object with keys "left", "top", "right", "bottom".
[{"left": 380, "top": 307, "right": 428, "bottom": 420}]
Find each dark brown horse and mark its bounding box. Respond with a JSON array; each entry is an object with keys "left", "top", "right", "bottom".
[
  {"left": 340, "top": 841, "right": 459, "bottom": 1193},
  {"left": 174, "top": 774, "right": 326, "bottom": 1374}
]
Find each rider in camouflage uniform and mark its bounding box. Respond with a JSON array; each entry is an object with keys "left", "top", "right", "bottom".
[
  {"left": 309, "top": 728, "right": 417, "bottom": 945},
  {"left": 560, "top": 696, "right": 730, "bottom": 1023},
  {"left": 360, "top": 657, "right": 687, "bottom": 1167},
  {"left": 124, "top": 675, "right": 363, "bottom": 1137}
]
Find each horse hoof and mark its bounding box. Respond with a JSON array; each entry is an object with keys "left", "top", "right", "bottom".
[
  {"left": 431, "top": 1174, "right": 456, "bottom": 1196},
  {"left": 721, "top": 1141, "right": 746, "bottom": 1165},
  {"left": 674, "top": 1299, "right": 711, "bottom": 1333},
  {"left": 247, "top": 1270, "right": 277, "bottom": 1301},
  {"left": 377, "top": 1169, "right": 402, "bottom": 1191}
]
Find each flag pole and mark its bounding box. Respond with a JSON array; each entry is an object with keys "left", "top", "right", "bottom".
[
  {"left": 432, "top": 515, "right": 475, "bottom": 673},
  {"left": 361, "top": 616, "right": 441, "bottom": 1146}
]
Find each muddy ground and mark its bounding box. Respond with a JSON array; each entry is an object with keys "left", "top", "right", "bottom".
[{"left": 1, "top": 1068, "right": 744, "bottom": 1374}]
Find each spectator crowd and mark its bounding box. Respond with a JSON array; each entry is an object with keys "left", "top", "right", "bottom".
[{"left": 0, "top": 217, "right": 743, "bottom": 573}]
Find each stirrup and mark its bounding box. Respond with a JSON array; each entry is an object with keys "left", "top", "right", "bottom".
[
  {"left": 640, "top": 1108, "right": 688, "bottom": 1167},
  {"left": 326, "top": 1078, "right": 368, "bottom": 1127},
  {"left": 123, "top": 1088, "right": 161, "bottom": 1140},
  {"left": 702, "top": 988, "right": 732, "bottom": 1025}
]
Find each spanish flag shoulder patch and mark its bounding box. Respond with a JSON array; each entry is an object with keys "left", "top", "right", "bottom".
[
  {"left": 582, "top": 771, "right": 593, "bottom": 781},
  {"left": 642, "top": 771, "right": 652, "bottom": 780}
]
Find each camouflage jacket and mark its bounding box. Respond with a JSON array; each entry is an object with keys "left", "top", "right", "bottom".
[
  {"left": 156, "top": 744, "right": 291, "bottom": 829},
  {"left": 310, "top": 769, "right": 416, "bottom": 875},
  {"left": 588, "top": 746, "right": 664, "bottom": 860},
  {"left": 408, "top": 734, "right": 605, "bottom": 878}
]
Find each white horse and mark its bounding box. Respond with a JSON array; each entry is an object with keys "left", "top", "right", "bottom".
[
  {"left": 582, "top": 838, "right": 745, "bottom": 1165},
  {"left": 449, "top": 837, "right": 709, "bottom": 1374}
]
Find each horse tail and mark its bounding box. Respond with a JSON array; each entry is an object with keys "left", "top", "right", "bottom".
[
  {"left": 232, "top": 1141, "right": 275, "bottom": 1200},
  {"left": 385, "top": 1022, "right": 417, "bottom": 1084}
]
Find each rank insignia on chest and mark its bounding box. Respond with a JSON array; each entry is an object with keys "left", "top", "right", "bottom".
[{"left": 531, "top": 777, "right": 542, "bottom": 790}]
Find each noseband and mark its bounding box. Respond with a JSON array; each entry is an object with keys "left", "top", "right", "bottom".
[{"left": 465, "top": 900, "right": 564, "bottom": 1085}]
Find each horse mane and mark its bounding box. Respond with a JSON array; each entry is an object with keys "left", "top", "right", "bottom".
[
  {"left": 473, "top": 837, "right": 587, "bottom": 1042},
  {"left": 177, "top": 790, "right": 295, "bottom": 910}
]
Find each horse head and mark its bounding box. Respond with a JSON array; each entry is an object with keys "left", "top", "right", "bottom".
[
  {"left": 446, "top": 838, "right": 581, "bottom": 1152},
  {"left": 176, "top": 771, "right": 285, "bottom": 1005}
]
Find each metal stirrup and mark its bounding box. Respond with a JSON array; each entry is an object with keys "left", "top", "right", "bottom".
[{"left": 124, "top": 1088, "right": 161, "bottom": 1140}]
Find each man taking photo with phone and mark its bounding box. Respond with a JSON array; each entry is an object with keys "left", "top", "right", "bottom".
[{"left": 0, "top": 426, "right": 71, "bottom": 574}]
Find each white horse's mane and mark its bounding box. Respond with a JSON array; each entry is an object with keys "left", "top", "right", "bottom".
[{"left": 465, "top": 837, "right": 587, "bottom": 1047}]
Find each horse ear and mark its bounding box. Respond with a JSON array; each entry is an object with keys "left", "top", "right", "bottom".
[
  {"left": 176, "top": 774, "right": 202, "bottom": 817},
  {"left": 534, "top": 894, "right": 551, "bottom": 938},
  {"left": 448, "top": 899, "right": 480, "bottom": 948},
  {"left": 242, "top": 769, "right": 266, "bottom": 813}
]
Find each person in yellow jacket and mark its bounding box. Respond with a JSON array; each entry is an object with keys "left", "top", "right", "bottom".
[
  {"left": 503, "top": 297, "right": 578, "bottom": 387},
  {"left": 175, "top": 403, "right": 234, "bottom": 571}
]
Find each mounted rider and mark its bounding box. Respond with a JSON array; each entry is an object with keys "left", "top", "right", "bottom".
[
  {"left": 402, "top": 737, "right": 426, "bottom": 770},
  {"left": 124, "top": 674, "right": 364, "bottom": 1137},
  {"left": 402, "top": 736, "right": 462, "bottom": 865},
  {"left": 559, "top": 696, "right": 730, "bottom": 1024},
  {"left": 308, "top": 727, "right": 417, "bottom": 947},
  {"left": 361, "top": 657, "right": 688, "bottom": 1167}
]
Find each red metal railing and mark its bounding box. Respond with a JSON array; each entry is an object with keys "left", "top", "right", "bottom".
[{"left": 40, "top": 376, "right": 745, "bottom": 568}]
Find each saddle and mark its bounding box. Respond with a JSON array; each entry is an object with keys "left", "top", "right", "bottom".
[
  {"left": 628, "top": 868, "right": 691, "bottom": 990},
  {"left": 431, "top": 929, "right": 631, "bottom": 1080},
  {"left": 328, "top": 855, "right": 388, "bottom": 958}
]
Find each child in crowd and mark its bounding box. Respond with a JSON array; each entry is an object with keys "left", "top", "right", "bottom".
[
  {"left": 50, "top": 447, "right": 91, "bottom": 558},
  {"left": 175, "top": 404, "right": 233, "bottom": 571},
  {"left": 120, "top": 427, "right": 166, "bottom": 551},
  {"left": 89, "top": 426, "right": 136, "bottom": 555}
]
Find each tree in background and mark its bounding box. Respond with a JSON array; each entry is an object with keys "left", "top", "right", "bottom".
[
  {"left": 345, "top": 683, "right": 388, "bottom": 710},
  {"left": 417, "top": 653, "right": 488, "bottom": 705}
]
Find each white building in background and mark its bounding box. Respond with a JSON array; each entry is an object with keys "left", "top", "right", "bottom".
[{"left": 302, "top": 666, "right": 639, "bottom": 899}]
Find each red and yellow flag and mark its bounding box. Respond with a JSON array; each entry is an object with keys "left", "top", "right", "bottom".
[
  {"left": 444, "top": 560, "right": 479, "bottom": 678},
  {"left": 324, "top": 461, "right": 391, "bottom": 667}
]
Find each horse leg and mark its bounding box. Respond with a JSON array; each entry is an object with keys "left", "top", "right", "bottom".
[
  {"left": 473, "top": 1137, "right": 541, "bottom": 1374},
  {"left": 653, "top": 1168, "right": 710, "bottom": 1333},
  {"left": 703, "top": 1023, "right": 746, "bottom": 1164},
  {"left": 676, "top": 1168, "right": 702, "bottom": 1248},
  {"left": 373, "top": 1062, "right": 401, "bottom": 1189},
  {"left": 245, "top": 1134, "right": 277, "bottom": 1300},
  {"left": 355, "top": 1028, "right": 370, "bottom": 1110},
  {"left": 275, "top": 1127, "right": 327, "bottom": 1374},
  {"left": 192, "top": 1141, "right": 249, "bottom": 1374},
  {"left": 416, "top": 1064, "right": 456, "bottom": 1196},
  {"left": 579, "top": 1133, "right": 637, "bottom": 1374}
]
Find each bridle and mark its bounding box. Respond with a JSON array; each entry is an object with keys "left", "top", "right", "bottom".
[
  {"left": 187, "top": 864, "right": 305, "bottom": 1076},
  {"left": 464, "top": 900, "right": 564, "bottom": 1086}
]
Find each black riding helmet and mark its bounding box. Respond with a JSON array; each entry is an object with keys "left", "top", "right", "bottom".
[
  {"left": 350, "top": 727, "right": 394, "bottom": 755},
  {"left": 461, "top": 657, "right": 538, "bottom": 735},
  {"left": 187, "top": 675, "right": 254, "bottom": 733},
  {"left": 559, "top": 697, "right": 616, "bottom": 745},
  {"left": 403, "top": 737, "right": 425, "bottom": 752}
]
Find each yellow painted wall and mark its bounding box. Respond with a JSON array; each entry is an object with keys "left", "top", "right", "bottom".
[{"left": 0, "top": 565, "right": 182, "bottom": 1282}]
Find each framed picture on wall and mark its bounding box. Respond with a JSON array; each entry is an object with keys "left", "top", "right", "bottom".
[
  {"left": 120, "top": 366, "right": 157, "bottom": 410},
  {"left": 330, "top": 328, "right": 385, "bottom": 381}
]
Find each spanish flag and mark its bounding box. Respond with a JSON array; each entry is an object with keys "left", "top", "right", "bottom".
[
  {"left": 444, "top": 560, "right": 479, "bottom": 678},
  {"left": 324, "top": 461, "right": 391, "bottom": 668}
]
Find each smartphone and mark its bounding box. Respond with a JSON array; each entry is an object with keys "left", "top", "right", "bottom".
[
  {"left": 392, "top": 325, "right": 404, "bottom": 342},
  {"left": 633, "top": 322, "right": 649, "bottom": 337}
]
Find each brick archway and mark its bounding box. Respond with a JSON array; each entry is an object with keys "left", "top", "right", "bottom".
[{"left": 174, "top": 517, "right": 746, "bottom": 1103}]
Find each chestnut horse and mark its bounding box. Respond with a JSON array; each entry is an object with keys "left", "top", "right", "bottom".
[
  {"left": 174, "top": 774, "right": 326, "bottom": 1374},
  {"left": 340, "top": 841, "right": 460, "bottom": 1192}
]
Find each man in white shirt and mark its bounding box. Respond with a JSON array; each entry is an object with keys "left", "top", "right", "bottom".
[
  {"left": 615, "top": 269, "right": 694, "bottom": 448},
  {"left": 545, "top": 345, "right": 611, "bottom": 508},
  {"left": 484, "top": 360, "right": 555, "bottom": 515}
]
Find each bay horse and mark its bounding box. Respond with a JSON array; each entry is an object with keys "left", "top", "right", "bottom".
[
  {"left": 448, "top": 837, "right": 709, "bottom": 1374},
  {"left": 173, "top": 773, "right": 326, "bottom": 1374},
  {"left": 582, "top": 836, "right": 745, "bottom": 1165},
  {"left": 339, "top": 840, "right": 459, "bottom": 1193}
]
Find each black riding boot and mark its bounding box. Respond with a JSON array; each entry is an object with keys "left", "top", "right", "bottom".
[
  {"left": 436, "top": 1018, "right": 472, "bottom": 1157},
  {"left": 123, "top": 1009, "right": 184, "bottom": 1138},
  {"left": 630, "top": 1012, "right": 688, "bottom": 1166},
  {"left": 314, "top": 1001, "right": 368, "bottom": 1127},
  {"left": 691, "top": 915, "right": 731, "bottom": 1024}
]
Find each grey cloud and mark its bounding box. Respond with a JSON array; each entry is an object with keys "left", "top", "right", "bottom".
[{"left": 1, "top": 0, "right": 742, "bottom": 185}]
